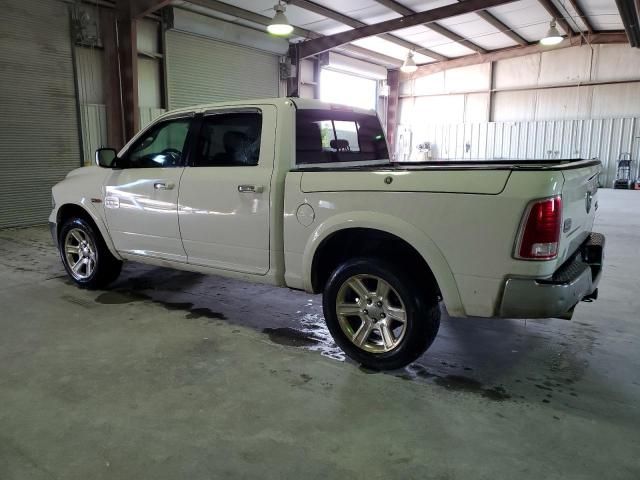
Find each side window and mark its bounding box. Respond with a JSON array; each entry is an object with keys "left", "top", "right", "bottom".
[
  {"left": 193, "top": 112, "right": 262, "bottom": 167},
  {"left": 296, "top": 109, "right": 388, "bottom": 165},
  {"left": 123, "top": 119, "right": 190, "bottom": 168}
]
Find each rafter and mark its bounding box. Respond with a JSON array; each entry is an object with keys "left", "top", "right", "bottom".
[
  {"left": 537, "top": 0, "right": 575, "bottom": 35},
  {"left": 371, "top": 0, "right": 488, "bottom": 53},
  {"left": 130, "top": 0, "right": 172, "bottom": 18},
  {"left": 186, "top": 0, "right": 403, "bottom": 67},
  {"left": 288, "top": 0, "right": 448, "bottom": 61},
  {"left": 407, "top": 32, "right": 628, "bottom": 78},
  {"left": 568, "top": 0, "right": 594, "bottom": 33},
  {"left": 296, "top": 0, "right": 517, "bottom": 59},
  {"left": 472, "top": 9, "right": 528, "bottom": 46}
]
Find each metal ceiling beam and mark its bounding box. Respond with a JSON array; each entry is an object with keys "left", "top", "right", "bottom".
[
  {"left": 472, "top": 9, "right": 529, "bottom": 46},
  {"left": 407, "top": 31, "right": 628, "bottom": 78},
  {"left": 184, "top": 0, "right": 403, "bottom": 67},
  {"left": 371, "top": 0, "right": 488, "bottom": 53},
  {"left": 130, "top": 0, "right": 172, "bottom": 18},
  {"left": 567, "top": 0, "right": 594, "bottom": 33},
  {"left": 288, "top": 0, "right": 448, "bottom": 60},
  {"left": 296, "top": 0, "right": 518, "bottom": 59},
  {"left": 537, "top": 0, "right": 576, "bottom": 35},
  {"left": 615, "top": 0, "right": 640, "bottom": 47}
]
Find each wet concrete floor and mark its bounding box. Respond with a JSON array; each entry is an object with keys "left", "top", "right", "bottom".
[{"left": 1, "top": 189, "right": 638, "bottom": 478}]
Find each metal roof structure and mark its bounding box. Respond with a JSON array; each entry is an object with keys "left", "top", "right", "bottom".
[{"left": 171, "top": 0, "right": 633, "bottom": 71}]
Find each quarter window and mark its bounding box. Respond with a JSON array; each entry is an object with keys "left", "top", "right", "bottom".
[
  {"left": 193, "top": 112, "right": 262, "bottom": 167},
  {"left": 124, "top": 119, "right": 190, "bottom": 168}
]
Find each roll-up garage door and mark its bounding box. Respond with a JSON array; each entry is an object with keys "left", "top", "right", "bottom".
[
  {"left": 0, "top": 0, "right": 81, "bottom": 228},
  {"left": 165, "top": 30, "right": 279, "bottom": 110}
]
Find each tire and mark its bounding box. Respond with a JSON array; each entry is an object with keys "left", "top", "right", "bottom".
[
  {"left": 323, "top": 257, "right": 440, "bottom": 370},
  {"left": 58, "top": 217, "right": 122, "bottom": 289}
]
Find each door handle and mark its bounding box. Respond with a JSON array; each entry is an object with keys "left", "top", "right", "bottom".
[
  {"left": 154, "top": 182, "right": 174, "bottom": 190},
  {"left": 238, "top": 184, "right": 264, "bottom": 193}
]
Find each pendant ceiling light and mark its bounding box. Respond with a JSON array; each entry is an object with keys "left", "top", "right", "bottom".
[
  {"left": 540, "top": 19, "right": 563, "bottom": 45},
  {"left": 268, "top": 2, "right": 294, "bottom": 36},
  {"left": 400, "top": 51, "right": 417, "bottom": 73}
]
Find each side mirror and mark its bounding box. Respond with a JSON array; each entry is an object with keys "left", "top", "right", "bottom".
[{"left": 95, "top": 148, "right": 118, "bottom": 168}]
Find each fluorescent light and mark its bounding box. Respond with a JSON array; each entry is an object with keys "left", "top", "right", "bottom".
[
  {"left": 540, "top": 20, "right": 563, "bottom": 45},
  {"left": 267, "top": 3, "right": 293, "bottom": 36},
  {"left": 400, "top": 51, "right": 417, "bottom": 73}
]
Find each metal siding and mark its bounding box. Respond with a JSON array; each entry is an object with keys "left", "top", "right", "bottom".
[
  {"left": 397, "top": 117, "right": 640, "bottom": 186},
  {"left": 0, "top": 0, "right": 81, "bottom": 228},
  {"left": 79, "top": 104, "right": 107, "bottom": 166},
  {"left": 165, "top": 31, "right": 279, "bottom": 110}
]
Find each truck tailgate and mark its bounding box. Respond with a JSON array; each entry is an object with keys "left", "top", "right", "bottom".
[{"left": 559, "top": 163, "right": 600, "bottom": 260}]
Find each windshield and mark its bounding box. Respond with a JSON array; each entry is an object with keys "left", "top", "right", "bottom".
[{"left": 296, "top": 109, "right": 389, "bottom": 166}]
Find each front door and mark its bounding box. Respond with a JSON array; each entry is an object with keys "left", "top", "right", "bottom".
[
  {"left": 104, "top": 116, "right": 192, "bottom": 262},
  {"left": 178, "top": 107, "right": 275, "bottom": 274}
]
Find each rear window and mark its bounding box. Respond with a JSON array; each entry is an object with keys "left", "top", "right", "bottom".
[{"left": 296, "top": 109, "right": 389, "bottom": 165}]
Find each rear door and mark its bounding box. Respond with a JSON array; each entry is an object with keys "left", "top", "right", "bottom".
[
  {"left": 104, "top": 115, "right": 193, "bottom": 262},
  {"left": 178, "top": 106, "right": 276, "bottom": 274}
]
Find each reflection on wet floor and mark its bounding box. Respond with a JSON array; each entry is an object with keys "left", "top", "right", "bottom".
[{"left": 58, "top": 256, "right": 625, "bottom": 412}]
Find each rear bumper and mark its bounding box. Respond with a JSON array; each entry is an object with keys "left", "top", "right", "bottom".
[{"left": 499, "top": 232, "right": 604, "bottom": 319}]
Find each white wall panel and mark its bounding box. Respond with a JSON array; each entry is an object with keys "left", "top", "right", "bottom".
[
  {"left": 492, "top": 90, "right": 536, "bottom": 122},
  {"left": 494, "top": 53, "right": 540, "bottom": 90},
  {"left": 413, "top": 95, "right": 465, "bottom": 125},
  {"left": 464, "top": 93, "right": 489, "bottom": 123},
  {"left": 593, "top": 45, "right": 640, "bottom": 82},
  {"left": 138, "top": 57, "right": 162, "bottom": 108},
  {"left": 137, "top": 19, "right": 160, "bottom": 54},
  {"left": 538, "top": 46, "right": 592, "bottom": 86},
  {"left": 592, "top": 83, "right": 640, "bottom": 117},
  {"left": 535, "top": 86, "right": 593, "bottom": 120},
  {"left": 444, "top": 63, "right": 490, "bottom": 93},
  {"left": 411, "top": 71, "right": 446, "bottom": 96}
]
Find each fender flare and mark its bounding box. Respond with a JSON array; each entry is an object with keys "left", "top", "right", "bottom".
[
  {"left": 302, "top": 211, "right": 465, "bottom": 317},
  {"left": 55, "top": 198, "right": 122, "bottom": 260}
]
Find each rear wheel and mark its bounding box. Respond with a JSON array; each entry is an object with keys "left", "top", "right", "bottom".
[
  {"left": 323, "top": 257, "right": 440, "bottom": 370},
  {"left": 58, "top": 217, "right": 122, "bottom": 289}
]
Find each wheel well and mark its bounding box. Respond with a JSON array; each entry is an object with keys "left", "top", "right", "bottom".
[
  {"left": 56, "top": 204, "right": 99, "bottom": 240},
  {"left": 311, "top": 228, "right": 441, "bottom": 299}
]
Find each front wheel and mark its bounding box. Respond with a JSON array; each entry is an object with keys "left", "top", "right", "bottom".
[
  {"left": 323, "top": 257, "right": 440, "bottom": 370},
  {"left": 58, "top": 217, "right": 122, "bottom": 289}
]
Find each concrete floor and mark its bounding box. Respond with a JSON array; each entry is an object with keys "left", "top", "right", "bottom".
[{"left": 1, "top": 189, "right": 639, "bottom": 479}]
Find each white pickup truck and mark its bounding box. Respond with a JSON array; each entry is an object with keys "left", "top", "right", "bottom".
[{"left": 50, "top": 98, "right": 604, "bottom": 369}]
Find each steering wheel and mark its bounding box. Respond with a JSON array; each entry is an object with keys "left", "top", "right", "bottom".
[{"left": 160, "top": 148, "right": 182, "bottom": 166}]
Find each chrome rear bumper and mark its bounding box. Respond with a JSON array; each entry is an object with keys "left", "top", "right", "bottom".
[{"left": 499, "top": 232, "right": 604, "bottom": 319}]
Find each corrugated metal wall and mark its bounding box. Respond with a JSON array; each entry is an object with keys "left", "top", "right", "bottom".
[
  {"left": 0, "top": 0, "right": 81, "bottom": 228},
  {"left": 397, "top": 117, "right": 640, "bottom": 186},
  {"left": 165, "top": 30, "right": 279, "bottom": 109}
]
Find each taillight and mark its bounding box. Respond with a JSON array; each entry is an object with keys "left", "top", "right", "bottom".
[{"left": 515, "top": 196, "right": 562, "bottom": 260}]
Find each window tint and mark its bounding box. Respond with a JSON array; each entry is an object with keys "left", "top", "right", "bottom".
[
  {"left": 124, "top": 119, "right": 190, "bottom": 168},
  {"left": 193, "top": 112, "right": 262, "bottom": 167},
  {"left": 296, "top": 109, "right": 388, "bottom": 165}
]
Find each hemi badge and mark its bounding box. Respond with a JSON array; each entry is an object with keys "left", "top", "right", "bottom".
[{"left": 91, "top": 198, "right": 102, "bottom": 204}]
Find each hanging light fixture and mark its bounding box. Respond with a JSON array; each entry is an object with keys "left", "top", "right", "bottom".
[
  {"left": 267, "top": 1, "right": 294, "bottom": 36},
  {"left": 540, "top": 19, "right": 563, "bottom": 45},
  {"left": 400, "top": 51, "right": 417, "bottom": 73}
]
